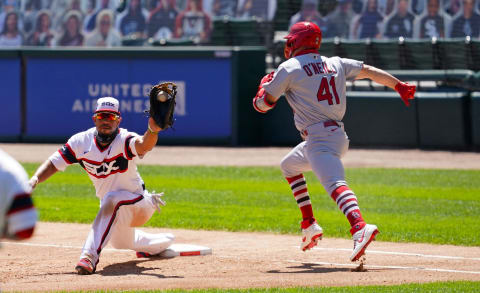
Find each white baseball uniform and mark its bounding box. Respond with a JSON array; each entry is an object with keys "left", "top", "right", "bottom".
[
  {"left": 263, "top": 53, "right": 363, "bottom": 195},
  {"left": 49, "top": 127, "right": 174, "bottom": 266},
  {"left": 0, "top": 148, "right": 37, "bottom": 241}
]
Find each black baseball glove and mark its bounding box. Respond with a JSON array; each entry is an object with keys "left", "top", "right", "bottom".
[{"left": 147, "top": 82, "right": 177, "bottom": 130}]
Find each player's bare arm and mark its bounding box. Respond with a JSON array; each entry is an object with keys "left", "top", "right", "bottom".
[
  {"left": 29, "top": 159, "right": 58, "bottom": 189},
  {"left": 356, "top": 64, "right": 417, "bottom": 106},
  {"left": 135, "top": 118, "right": 162, "bottom": 156},
  {"left": 356, "top": 64, "right": 400, "bottom": 89}
]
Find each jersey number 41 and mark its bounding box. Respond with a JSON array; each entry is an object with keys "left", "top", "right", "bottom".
[{"left": 317, "top": 76, "right": 340, "bottom": 105}]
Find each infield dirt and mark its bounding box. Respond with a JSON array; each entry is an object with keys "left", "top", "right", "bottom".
[{"left": 1, "top": 144, "right": 479, "bottom": 291}]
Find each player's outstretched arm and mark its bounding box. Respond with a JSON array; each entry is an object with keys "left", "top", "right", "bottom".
[
  {"left": 29, "top": 159, "right": 59, "bottom": 190},
  {"left": 355, "top": 64, "right": 400, "bottom": 89},
  {"left": 356, "top": 64, "right": 416, "bottom": 106},
  {"left": 135, "top": 118, "right": 161, "bottom": 156}
]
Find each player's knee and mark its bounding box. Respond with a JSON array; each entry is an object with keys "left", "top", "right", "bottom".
[
  {"left": 280, "top": 156, "right": 294, "bottom": 176},
  {"left": 165, "top": 236, "right": 175, "bottom": 247},
  {"left": 110, "top": 238, "right": 131, "bottom": 249},
  {"left": 101, "top": 192, "right": 119, "bottom": 213},
  {"left": 324, "top": 180, "right": 348, "bottom": 195}
]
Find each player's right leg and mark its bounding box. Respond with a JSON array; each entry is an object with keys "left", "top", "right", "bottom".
[
  {"left": 76, "top": 191, "right": 144, "bottom": 275},
  {"left": 280, "top": 141, "right": 323, "bottom": 251},
  {"left": 109, "top": 194, "right": 175, "bottom": 257}
]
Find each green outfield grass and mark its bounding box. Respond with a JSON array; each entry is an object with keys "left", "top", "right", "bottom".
[
  {"left": 23, "top": 164, "right": 480, "bottom": 246},
  {"left": 63, "top": 281, "right": 480, "bottom": 292}
]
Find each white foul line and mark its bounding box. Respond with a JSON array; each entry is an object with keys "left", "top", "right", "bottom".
[
  {"left": 0, "top": 241, "right": 130, "bottom": 252},
  {"left": 286, "top": 260, "right": 480, "bottom": 275},
  {"left": 301, "top": 246, "right": 480, "bottom": 261},
  {"left": 3, "top": 241, "right": 480, "bottom": 275},
  {"left": 4, "top": 242, "right": 479, "bottom": 261}
]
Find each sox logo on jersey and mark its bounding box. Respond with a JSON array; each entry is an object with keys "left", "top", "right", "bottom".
[
  {"left": 50, "top": 128, "right": 144, "bottom": 200},
  {"left": 80, "top": 155, "right": 128, "bottom": 178}
]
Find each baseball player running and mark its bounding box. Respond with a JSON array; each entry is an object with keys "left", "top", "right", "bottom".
[
  {"left": 253, "top": 22, "right": 416, "bottom": 261},
  {"left": 29, "top": 97, "right": 174, "bottom": 274},
  {"left": 1, "top": 148, "right": 37, "bottom": 241}
]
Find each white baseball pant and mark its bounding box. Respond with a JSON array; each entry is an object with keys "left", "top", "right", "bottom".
[
  {"left": 80, "top": 190, "right": 174, "bottom": 266},
  {"left": 281, "top": 121, "right": 349, "bottom": 195}
]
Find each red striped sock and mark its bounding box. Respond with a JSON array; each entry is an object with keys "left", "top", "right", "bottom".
[
  {"left": 330, "top": 186, "right": 365, "bottom": 235},
  {"left": 286, "top": 174, "right": 314, "bottom": 225}
]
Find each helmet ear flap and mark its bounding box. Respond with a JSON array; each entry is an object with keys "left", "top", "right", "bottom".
[{"left": 284, "top": 38, "right": 295, "bottom": 59}]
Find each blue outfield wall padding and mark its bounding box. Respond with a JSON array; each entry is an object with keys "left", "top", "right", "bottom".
[
  {"left": 0, "top": 58, "right": 21, "bottom": 139},
  {"left": 18, "top": 47, "right": 266, "bottom": 145},
  {"left": 24, "top": 57, "right": 232, "bottom": 142},
  {"left": 416, "top": 92, "right": 469, "bottom": 148}
]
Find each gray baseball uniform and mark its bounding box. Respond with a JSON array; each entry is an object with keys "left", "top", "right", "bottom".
[
  {"left": 263, "top": 54, "right": 363, "bottom": 132},
  {"left": 263, "top": 53, "right": 363, "bottom": 194}
]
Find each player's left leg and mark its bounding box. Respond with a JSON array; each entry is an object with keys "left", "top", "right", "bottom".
[
  {"left": 109, "top": 227, "right": 175, "bottom": 256},
  {"left": 304, "top": 123, "right": 378, "bottom": 261},
  {"left": 280, "top": 141, "right": 323, "bottom": 251}
]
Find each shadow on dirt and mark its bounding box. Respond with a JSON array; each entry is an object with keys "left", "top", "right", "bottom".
[
  {"left": 267, "top": 263, "right": 352, "bottom": 274},
  {"left": 98, "top": 259, "right": 184, "bottom": 278}
]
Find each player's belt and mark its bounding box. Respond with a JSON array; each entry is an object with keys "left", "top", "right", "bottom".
[
  {"left": 323, "top": 120, "right": 339, "bottom": 128},
  {"left": 301, "top": 120, "right": 340, "bottom": 137}
]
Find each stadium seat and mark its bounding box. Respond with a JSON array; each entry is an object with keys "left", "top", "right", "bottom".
[
  {"left": 437, "top": 39, "right": 469, "bottom": 70},
  {"left": 368, "top": 39, "right": 401, "bottom": 70},
  {"left": 335, "top": 39, "right": 367, "bottom": 62},
  {"left": 401, "top": 39, "right": 435, "bottom": 70},
  {"left": 211, "top": 19, "right": 232, "bottom": 46},
  {"left": 387, "top": 69, "right": 474, "bottom": 82},
  {"left": 319, "top": 39, "right": 336, "bottom": 58},
  {"left": 386, "top": 69, "right": 474, "bottom": 91},
  {"left": 469, "top": 40, "right": 480, "bottom": 71},
  {"left": 122, "top": 36, "right": 146, "bottom": 46},
  {"left": 160, "top": 39, "right": 196, "bottom": 46},
  {"left": 274, "top": 0, "right": 302, "bottom": 31},
  {"left": 211, "top": 18, "right": 264, "bottom": 46},
  {"left": 229, "top": 19, "right": 263, "bottom": 46},
  {"left": 273, "top": 0, "right": 290, "bottom": 31}
]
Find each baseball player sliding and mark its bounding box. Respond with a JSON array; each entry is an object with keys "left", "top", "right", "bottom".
[
  {"left": 29, "top": 97, "right": 174, "bottom": 275},
  {"left": 253, "top": 22, "right": 416, "bottom": 261}
]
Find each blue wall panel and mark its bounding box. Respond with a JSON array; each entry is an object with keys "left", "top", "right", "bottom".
[
  {"left": 26, "top": 58, "right": 231, "bottom": 139},
  {"left": 0, "top": 59, "right": 20, "bottom": 137}
]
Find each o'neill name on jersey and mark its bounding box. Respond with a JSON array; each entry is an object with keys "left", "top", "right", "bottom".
[{"left": 71, "top": 82, "right": 186, "bottom": 115}]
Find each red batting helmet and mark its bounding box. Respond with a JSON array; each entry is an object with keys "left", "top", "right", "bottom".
[{"left": 284, "top": 21, "right": 322, "bottom": 59}]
